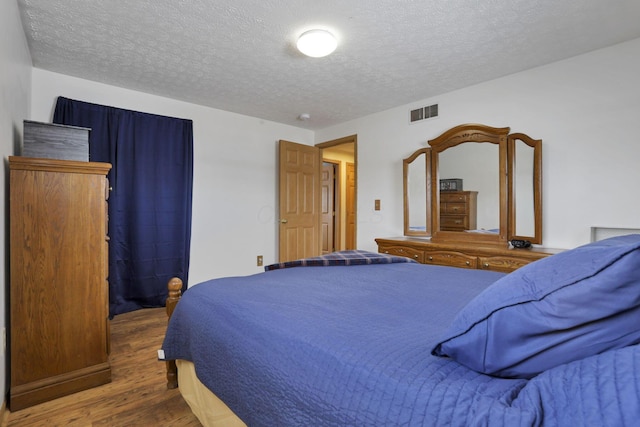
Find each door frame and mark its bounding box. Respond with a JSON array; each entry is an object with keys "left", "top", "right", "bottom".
[
  {"left": 316, "top": 135, "right": 357, "bottom": 250},
  {"left": 321, "top": 160, "right": 339, "bottom": 254}
]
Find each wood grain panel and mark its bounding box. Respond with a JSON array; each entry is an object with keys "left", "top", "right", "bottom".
[
  {"left": 278, "top": 141, "right": 321, "bottom": 262},
  {"left": 302, "top": 171, "right": 316, "bottom": 213},
  {"left": 9, "top": 157, "right": 111, "bottom": 410},
  {"left": 345, "top": 162, "right": 356, "bottom": 249},
  {"left": 23, "top": 120, "right": 89, "bottom": 161}
]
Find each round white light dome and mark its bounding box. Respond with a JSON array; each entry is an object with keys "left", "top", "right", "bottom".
[{"left": 296, "top": 29, "right": 337, "bottom": 58}]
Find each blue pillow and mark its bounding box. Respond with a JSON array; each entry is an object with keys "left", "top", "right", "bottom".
[{"left": 431, "top": 234, "right": 640, "bottom": 379}]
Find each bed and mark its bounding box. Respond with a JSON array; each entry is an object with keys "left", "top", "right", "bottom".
[{"left": 161, "top": 236, "right": 640, "bottom": 426}]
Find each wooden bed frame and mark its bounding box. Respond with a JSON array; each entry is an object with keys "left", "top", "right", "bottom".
[{"left": 165, "top": 277, "right": 183, "bottom": 389}]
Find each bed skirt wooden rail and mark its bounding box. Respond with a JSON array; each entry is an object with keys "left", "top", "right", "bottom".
[{"left": 165, "top": 277, "right": 184, "bottom": 389}]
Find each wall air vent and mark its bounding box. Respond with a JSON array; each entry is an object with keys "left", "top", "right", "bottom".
[
  {"left": 409, "top": 103, "right": 439, "bottom": 124},
  {"left": 410, "top": 108, "right": 424, "bottom": 123},
  {"left": 425, "top": 104, "right": 438, "bottom": 119}
]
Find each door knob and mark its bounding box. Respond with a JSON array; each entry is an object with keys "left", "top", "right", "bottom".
[{"left": 280, "top": 219, "right": 288, "bottom": 224}]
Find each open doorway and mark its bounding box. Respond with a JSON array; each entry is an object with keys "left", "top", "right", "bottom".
[{"left": 317, "top": 135, "right": 357, "bottom": 252}]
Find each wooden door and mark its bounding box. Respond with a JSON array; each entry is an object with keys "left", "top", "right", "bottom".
[
  {"left": 278, "top": 140, "right": 322, "bottom": 262},
  {"left": 346, "top": 162, "right": 356, "bottom": 249},
  {"left": 321, "top": 162, "right": 337, "bottom": 254}
]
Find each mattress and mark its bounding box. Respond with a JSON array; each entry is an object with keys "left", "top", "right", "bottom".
[{"left": 176, "top": 359, "right": 245, "bottom": 427}]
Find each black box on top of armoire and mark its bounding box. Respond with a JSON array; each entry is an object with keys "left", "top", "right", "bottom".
[{"left": 22, "top": 120, "right": 90, "bottom": 161}]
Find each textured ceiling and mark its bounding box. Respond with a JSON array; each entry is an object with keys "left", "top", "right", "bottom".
[{"left": 17, "top": 0, "right": 640, "bottom": 130}]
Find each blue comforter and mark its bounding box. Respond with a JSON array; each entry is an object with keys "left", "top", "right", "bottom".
[{"left": 161, "top": 262, "right": 640, "bottom": 426}]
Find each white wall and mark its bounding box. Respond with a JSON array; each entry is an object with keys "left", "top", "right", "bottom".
[
  {"left": 316, "top": 37, "right": 640, "bottom": 251},
  {"left": 30, "top": 69, "right": 314, "bottom": 285},
  {"left": 0, "top": 0, "right": 32, "bottom": 407}
]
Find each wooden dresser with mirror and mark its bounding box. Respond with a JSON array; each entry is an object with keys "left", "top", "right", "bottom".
[{"left": 378, "top": 123, "right": 560, "bottom": 273}]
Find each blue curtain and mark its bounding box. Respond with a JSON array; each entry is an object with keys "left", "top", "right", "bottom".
[{"left": 53, "top": 97, "right": 193, "bottom": 317}]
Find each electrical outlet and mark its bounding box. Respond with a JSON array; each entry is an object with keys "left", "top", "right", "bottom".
[{"left": 257, "top": 255, "right": 263, "bottom": 266}]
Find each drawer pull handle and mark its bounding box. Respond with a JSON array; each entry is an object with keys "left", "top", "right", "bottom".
[
  {"left": 466, "top": 261, "right": 470, "bottom": 265},
  {"left": 414, "top": 254, "right": 419, "bottom": 259},
  {"left": 384, "top": 251, "right": 389, "bottom": 254},
  {"left": 483, "top": 263, "right": 489, "bottom": 268},
  {"left": 428, "top": 256, "right": 433, "bottom": 261}
]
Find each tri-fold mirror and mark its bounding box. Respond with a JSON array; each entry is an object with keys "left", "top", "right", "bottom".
[{"left": 403, "top": 123, "right": 542, "bottom": 245}]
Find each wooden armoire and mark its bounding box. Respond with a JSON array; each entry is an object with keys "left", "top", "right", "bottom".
[{"left": 9, "top": 156, "right": 112, "bottom": 410}]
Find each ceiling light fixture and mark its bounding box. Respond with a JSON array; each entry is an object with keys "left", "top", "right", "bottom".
[{"left": 296, "top": 29, "right": 337, "bottom": 58}]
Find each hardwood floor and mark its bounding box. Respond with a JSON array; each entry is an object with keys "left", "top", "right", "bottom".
[{"left": 1, "top": 307, "right": 201, "bottom": 426}]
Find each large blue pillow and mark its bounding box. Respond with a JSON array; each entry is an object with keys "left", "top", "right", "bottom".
[{"left": 431, "top": 234, "right": 640, "bottom": 379}]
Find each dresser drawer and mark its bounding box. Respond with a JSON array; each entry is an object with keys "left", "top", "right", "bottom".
[
  {"left": 440, "top": 215, "right": 470, "bottom": 230},
  {"left": 379, "top": 244, "right": 424, "bottom": 262},
  {"left": 440, "top": 192, "right": 469, "bottom": 203},
  {"left": 424, "top": 251, "right": 478, "bottom": 269},
  {"left": 478, "top": 256, "right": 532, "bottom": 272},
  {"left": 440, "top": 202, "right": 467, "bottom": 215}
]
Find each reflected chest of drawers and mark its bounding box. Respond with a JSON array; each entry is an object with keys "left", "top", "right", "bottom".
[{"left": 439, "top": 191, "right": 477, "bottom": 231}]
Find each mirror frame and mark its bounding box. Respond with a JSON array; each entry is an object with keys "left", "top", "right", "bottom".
[
  {"left": 403, "top": 148, "right": 432, "bottom": 236},
  {"left": 508, "top": 132, "right": 542, "bottom": 244},
  {"left": 428, "top": 124, "right": 510, "bottom": 245}
]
